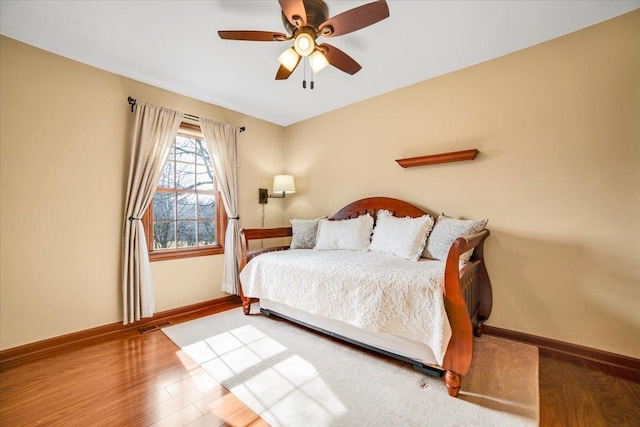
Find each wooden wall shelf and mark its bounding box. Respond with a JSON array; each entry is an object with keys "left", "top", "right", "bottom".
[{"left": 395, "top": 149, "right": 479, "bottom": 168}]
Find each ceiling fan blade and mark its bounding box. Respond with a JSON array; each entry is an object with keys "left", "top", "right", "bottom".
[
  {"left": 278, "top": 0, "right": 307, "bottom": 28},
  {"left": 218, "top": 30, "right": 288, "bottom": 41},
  {"left": 275, "top": 59, "right": 301, "bottom": 80},
  {"left": 319, "top": 0, "right": 389, "bottom": 38},
  {"left": 319, "top": 43, "right": 362, "bottom": 75}
]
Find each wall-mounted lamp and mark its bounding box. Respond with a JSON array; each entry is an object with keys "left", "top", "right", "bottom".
[{"left": 259, "top": 175, "right": 296, "bottom": 204}]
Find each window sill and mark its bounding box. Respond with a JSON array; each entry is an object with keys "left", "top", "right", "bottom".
[{"left": 149, "top": 246, "right": 224, "bottom": 262}]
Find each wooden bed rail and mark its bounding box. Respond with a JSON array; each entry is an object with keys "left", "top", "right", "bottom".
[
  {"left": 239, "top": 227, "right": 293, "bottom": 314},
  {"left": 241, "top": 226, "right": 293, "bottom": 241},
  {"left": 442, "top": 229, "right": 491, "bottom": 396},
  {"left": 239, "top": 227, "right": 292, "bottom": 266}
]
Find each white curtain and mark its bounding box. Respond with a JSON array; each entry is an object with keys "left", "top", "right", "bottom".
[
  {"left": 199, "top": 117, "right": 241, "bottom": 294},
  {"left": 122, "top": 102, "right": 183, "bottom": 324}
]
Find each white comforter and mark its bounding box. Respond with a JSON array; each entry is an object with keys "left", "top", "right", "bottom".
[{"left": 239, "top": 249, "right": 452, "bottom": 365}]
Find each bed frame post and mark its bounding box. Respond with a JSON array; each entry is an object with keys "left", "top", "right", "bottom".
[
  {"left": 471, "top": 236, "right": 492, "bottom": 336},
  {"left": 444, "top": 371, "right": 462, "bottom": 397},
  {"left": 239, "top": 230, "right": 253, "bottom": 315},
  {"left": 441, "top": 231, "right": 490, "bottom": 397}
]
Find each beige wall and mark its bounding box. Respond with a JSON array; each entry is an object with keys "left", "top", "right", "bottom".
[
  {"left": 0, "top": 36, "right": 285, "bottom": 350},
  {"left": 2, "top": 10, "right": 639, "bottom": 358},
  {"left": 283, "top": 11, "right": 640, "bottom": 358}
]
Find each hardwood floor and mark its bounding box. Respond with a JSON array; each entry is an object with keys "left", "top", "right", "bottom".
[
  {"left": 0, "top": 305, "right": 268, "bottom": 427},
  {"left": 538, "top": 348, "right": 640, "bottom": 427},
  {"left": 1, "top": 305, "right": 638, "bottom": 426}
]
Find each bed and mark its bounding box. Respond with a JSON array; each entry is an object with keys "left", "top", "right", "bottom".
[{"left": 238, "top": 197, "right": 492, "bottom": 397}]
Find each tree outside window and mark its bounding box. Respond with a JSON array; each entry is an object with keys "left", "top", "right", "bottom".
[{"left": 143, "top": 126, "right": 226, "bottom": 261}]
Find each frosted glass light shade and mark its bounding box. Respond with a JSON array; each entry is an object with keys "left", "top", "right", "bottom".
[
  {"left": 278, "top": 48, "right": 299, "bottom": 71},
  {"left": 309, "top": 50, "right": 329, "bottom": 73},
  {"left": 273, "top": 175, "right": 296, "bottom": 194},
  {"left": 294, "top": 33, "right": 315, "bottom": 57}
]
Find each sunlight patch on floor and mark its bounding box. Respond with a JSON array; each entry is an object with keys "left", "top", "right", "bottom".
[
  {"left": 178, "top": 324, "right": 347, "bottom": 424},
  {"left": 232, "top": 355, "right": 348, "bottom": 426}
]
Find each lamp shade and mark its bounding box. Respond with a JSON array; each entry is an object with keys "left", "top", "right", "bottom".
[
  {"left": 278, "top": 48, "right": 300, "bottom": 72},
  {"left": 273, "top": 175, "right": 296, "bottom": 194},
  {"left": 309, "top": 50, "right": 329, "bottom": 73}
]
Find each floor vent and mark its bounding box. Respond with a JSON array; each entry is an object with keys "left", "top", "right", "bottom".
[{"left": 138, "top": 321, "right": 172, "bottom": 334}]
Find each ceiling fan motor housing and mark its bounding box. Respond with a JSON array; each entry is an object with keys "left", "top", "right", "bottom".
[{"left": 282, "top": 0, "right": 329, "bottom": 34}]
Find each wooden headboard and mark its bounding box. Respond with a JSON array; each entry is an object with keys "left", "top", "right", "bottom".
[{"left": 330, "top": 197, "right": 432, "bottom": 221}]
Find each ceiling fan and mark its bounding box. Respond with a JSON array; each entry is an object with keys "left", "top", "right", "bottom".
[{"left": 218, "top": 0, "right": 390, "bottom": 82}]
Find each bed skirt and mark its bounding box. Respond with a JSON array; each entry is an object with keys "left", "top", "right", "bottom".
[{"left": 259, "top": 299, "right": 442, "bottom": 372}]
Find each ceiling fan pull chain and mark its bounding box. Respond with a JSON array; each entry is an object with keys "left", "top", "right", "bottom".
[{"left": 303, "top": 58, "right": 307, "bottom": 89}]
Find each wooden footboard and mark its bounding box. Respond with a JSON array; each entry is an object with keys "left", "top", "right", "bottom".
[
  {"left": 238, "top": 197, "right": 492, "bottom": 398},
  {"left": 441, "top": 229, "right": 492, "bottom": 396}
]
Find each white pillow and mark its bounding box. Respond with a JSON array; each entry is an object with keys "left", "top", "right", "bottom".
[
  {"left": 423, "top": 214, "right": 488, "bottom": 262},
  {"left": 370, "top": 210, "right": 434, "bottom": 261},
  {"left": 290, "top": 217, "right": 325, "bottom": 249},
  {"left": 315, "top": 214, "right": 374, "bottom": 252}
]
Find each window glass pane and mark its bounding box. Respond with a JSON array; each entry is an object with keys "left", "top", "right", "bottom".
[
  {"left": 149, "top": 127, "right": 221, "bottom": 257},
  {"left": 177, "top": 194, "right": 196, "bottom": 220},
  {"left": 158, "top": 161, "right": 174, "bottom": 188},
  {"left": 195, "top": 164, "right": 214, "bottom": 191},
  {"left": 175, "top": 162, "right": 195, "bottom": 190},
  {"left": 198, "top": 220, "right": 216, "bottom": 246},
  {"left": 167, "top": 142, "right": 175, "bottom": 162},
  {"left": 194, "top": 139, "right": 210, "bottom": 165},
  {"left": 177, "top": 221, "right": 197, "bottom": 247},
  {"left": 153, "top": 193, "right": 176, "bottom": 220},
  {"left": 175, "top": 136, "right": 195, "bottom": 163},
  {"left": 198, "top": 194, "right": 216, "bottom": 219},
  {"left": 154, "top": 221, "right": 175, "bottom": 249}
]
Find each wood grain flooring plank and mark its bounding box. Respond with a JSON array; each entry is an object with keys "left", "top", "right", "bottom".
[
  {"left": 539, "top": 348, "right": 640, "bottom": 427},
  {"left": 194, "top": 389, "right": 266, "bottom": 427},
  {"left": 150, "top": 403, "right": 204, "bottom": 427}
]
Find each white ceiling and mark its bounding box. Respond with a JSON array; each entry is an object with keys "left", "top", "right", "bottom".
[{"left": 1, "top": 1, "right": 638, "bottom": 126}]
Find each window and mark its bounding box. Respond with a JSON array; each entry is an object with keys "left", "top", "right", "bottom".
[{"left": 142, "top": 123, "right": 226, "bottom": 261}]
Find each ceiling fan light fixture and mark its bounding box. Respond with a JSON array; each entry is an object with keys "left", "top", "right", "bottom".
[
  {"left": 309, "top": 50, "right": 329, "bottom": 73},
  {"left": 219, "top": 0, "right": 390, "bottom": 81},
  {"left": 293, "top": 32, "right": 315, "bottom": 57},
  {"left": 278, "top": 47, "right": 300, "bottom": 71}
]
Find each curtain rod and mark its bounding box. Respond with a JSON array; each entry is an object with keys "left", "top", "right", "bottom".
[{"left": 127, "top": 97, "right": 245, "bottom": 133}]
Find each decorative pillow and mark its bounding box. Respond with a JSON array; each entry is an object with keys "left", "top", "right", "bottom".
[
  {"left": 423, "top": 214, "right": 488, "bottom": 262},
  {"left": 290, "top": 217, "right": 326, "bottom": 249},
  {"left": 314, "top": 214, "right": 374, "bottom": 252},
  {"left": 370, "top": 210, "right": 434, "bottom": 261}
]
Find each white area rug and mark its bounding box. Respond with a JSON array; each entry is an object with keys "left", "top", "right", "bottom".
[{"left": 162, "top": 307, "right": 539, "bottom": 426}]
